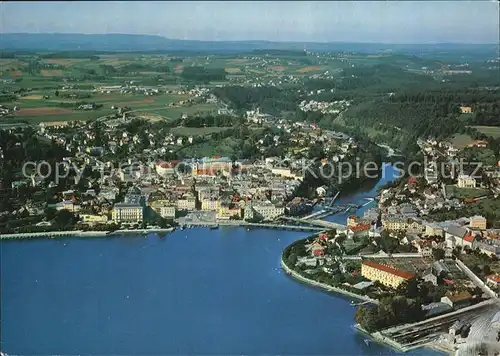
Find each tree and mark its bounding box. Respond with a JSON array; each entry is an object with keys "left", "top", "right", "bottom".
[
  {"left": 355, "top": 306, "right": 379, "bottom": 332},
  {"left": 336, "top": 233, "right": 347, "bottom": 245},
  {"left": 327, "top": 229, "right": 337, "bottom": 240},
  {"left": 53, "top": 209, "right": 76, "bottom": 228},
  {"left": 376, "top": 231, "right": 399, "bottom": 254},
  {"left": 396, "top": 279, "right": 419, "bottom": 299},
  {"left": 483, "top": 265, "right": 492, "bottom": 276},
  {"left": 55, "top": 90, "right": 59, "bottom": 97},
  {"left": 432, "top": 248, "right": 445, "bottom": 261},
  {"left": 287, "top": 252, "right": 298, "bottom": 267},
  {"left": 472, "top": 286, "right": 483, "bottom": 298},
  {"left": 45, "top": 207, "right": 57, "bottom": 221}
]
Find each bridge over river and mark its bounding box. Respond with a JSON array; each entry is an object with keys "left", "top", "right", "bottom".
[{"left": 279, "top": 216, "right": 347, "bottom": 230}]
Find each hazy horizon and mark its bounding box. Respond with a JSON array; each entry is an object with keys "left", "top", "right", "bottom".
[{"left": 1, "top": 1, "right": 499, "bottom": 44}]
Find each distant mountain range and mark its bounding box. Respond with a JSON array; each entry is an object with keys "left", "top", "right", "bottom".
[{"left": 0, "top": 33, "right": 497, "bottom": 55}]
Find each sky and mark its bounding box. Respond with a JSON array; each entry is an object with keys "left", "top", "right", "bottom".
[{"left": 1, "top": 1, "right": 498, "bottom": 44}]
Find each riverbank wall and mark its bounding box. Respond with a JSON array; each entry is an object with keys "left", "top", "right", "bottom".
[
  {"left": 280, "top": 255, "right": 379, "bottom": 305},
  {"left": 0, "top": 227, "right": 175, "bottom": 240}
]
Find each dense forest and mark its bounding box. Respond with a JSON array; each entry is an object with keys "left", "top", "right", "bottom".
[
  {"left": 211, "top": 62, "right": 500, "bottom": 155},
  {"left": 213, "top": 86, "right": 299, "bottom": 115}
]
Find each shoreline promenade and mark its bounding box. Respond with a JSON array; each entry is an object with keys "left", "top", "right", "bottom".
[
  {"left": 280, "top": 255, "right": 379, "bottom": 305},
  {"left": 0, "top": 227, "right": 175, "bottom": 240}
]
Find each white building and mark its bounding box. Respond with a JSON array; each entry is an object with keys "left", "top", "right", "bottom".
[
  {"left": 244, "top": 202, "right": 284, "bottom": 221},
  {"left": 160, "top": 206, "right": 176, "bottom": 219},
  {"left": 176, "top": 194, "right": 196, "bottom": 211},
  {"left": 457, "top": 175, "right": 476, "bottom": 188},
  {"left": 112, "top": 203, "right": 144, "bottom": 223}
]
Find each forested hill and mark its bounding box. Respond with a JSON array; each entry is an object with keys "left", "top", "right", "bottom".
[{"left": 1, "top": 33, "right": 498, "bottom": 56}]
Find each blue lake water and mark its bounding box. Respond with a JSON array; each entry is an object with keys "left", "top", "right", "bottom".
[{"left": 1, "top": 165, "right": 443, "bottom": 355}]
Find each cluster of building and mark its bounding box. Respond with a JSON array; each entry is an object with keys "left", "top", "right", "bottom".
[{"left": 298, "top": 99, "right": 350, "bottom": 114}]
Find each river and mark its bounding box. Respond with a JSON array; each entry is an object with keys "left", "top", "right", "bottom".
[{"left": 1, "top": 165, "right": 443, "bottom": 355}]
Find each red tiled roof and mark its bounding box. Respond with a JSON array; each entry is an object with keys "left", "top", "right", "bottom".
[
  {"left": 313, "top": 249, "right": 325, "bottom": 256},
  {"left": 349, "top": 224, "right": 371, "bottom": 232},
  {"left": 362, "top": 260, "right": 415, "bottom": 280},
  {"left": 318, "top": 233, "right": 328, "bottom": 241},
  {"left": 464, "top": 233, "right": 475, "bottom": 243},
  {"left": 444, "top": 291, "right": 472, "bottom": 302},
  {"left": 196, "top": 169, "right": 217, "bottom": 175},
  {"left": 487, "top": 274, "right": 500, "bottom": 283}
]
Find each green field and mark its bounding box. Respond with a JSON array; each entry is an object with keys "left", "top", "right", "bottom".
[
  {"left": 446, "top": 185, "right": 490, "bottom": 199},
  {"left": 170, "top": 126, "right": 232, "bottom": 136},
  {"left": 450, "top": 133, "right": 475, "bottom": 149},
  {"left": 471, "top": 125, "right": 500, "bottom": 138}
]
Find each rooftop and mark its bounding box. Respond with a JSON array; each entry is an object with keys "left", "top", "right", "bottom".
[
  {"left": 444, "top": 290, "right": 472, "bottom": 302},
  {"left": 487, "top": 274, "right": 500, "bottom": 283},
  {"left": 362, "top": 260, "right": 416, "bottom": 280}
]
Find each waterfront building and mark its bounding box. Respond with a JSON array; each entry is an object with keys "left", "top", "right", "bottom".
[
  {"left": 457, "top": 175, "right": 476, "bottom": 188},
  {"left": 217, "top": 205, "right": 241, "bottom": 220},
  {"left": 244, "top": 202, "right": 285, "bottom": 221},
  {"left": 176, "top": 194, "right": 196, "bottom": 211},
  {"left": 201, "top": 198, "right": 221, "bottom": 211},
  {"left": 111, "top": 203, "right": 144, "bottom": 223},
  {"left": 160, "top": 206, "right": 176, "bottom": 219},
  {"left": 361, "top": 260, "right": 415, "bottom": 288},
  {"left": 79, "top": 214, "right": 108, "bottom": 225}
]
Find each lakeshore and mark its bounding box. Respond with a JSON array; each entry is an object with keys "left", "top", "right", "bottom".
[
  {"left": 0, "top": 227, "right": 175, "bottom": 239},
  {"left": 0, "top": 221, "right": 325, "bottom": 240},
  {"left": 280, "top": 254, "right": 379, "bottom": 305}
]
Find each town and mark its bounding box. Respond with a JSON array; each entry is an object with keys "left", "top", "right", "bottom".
[{"left": 1, "top": 39, "right": 500, "bottom": 356}]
